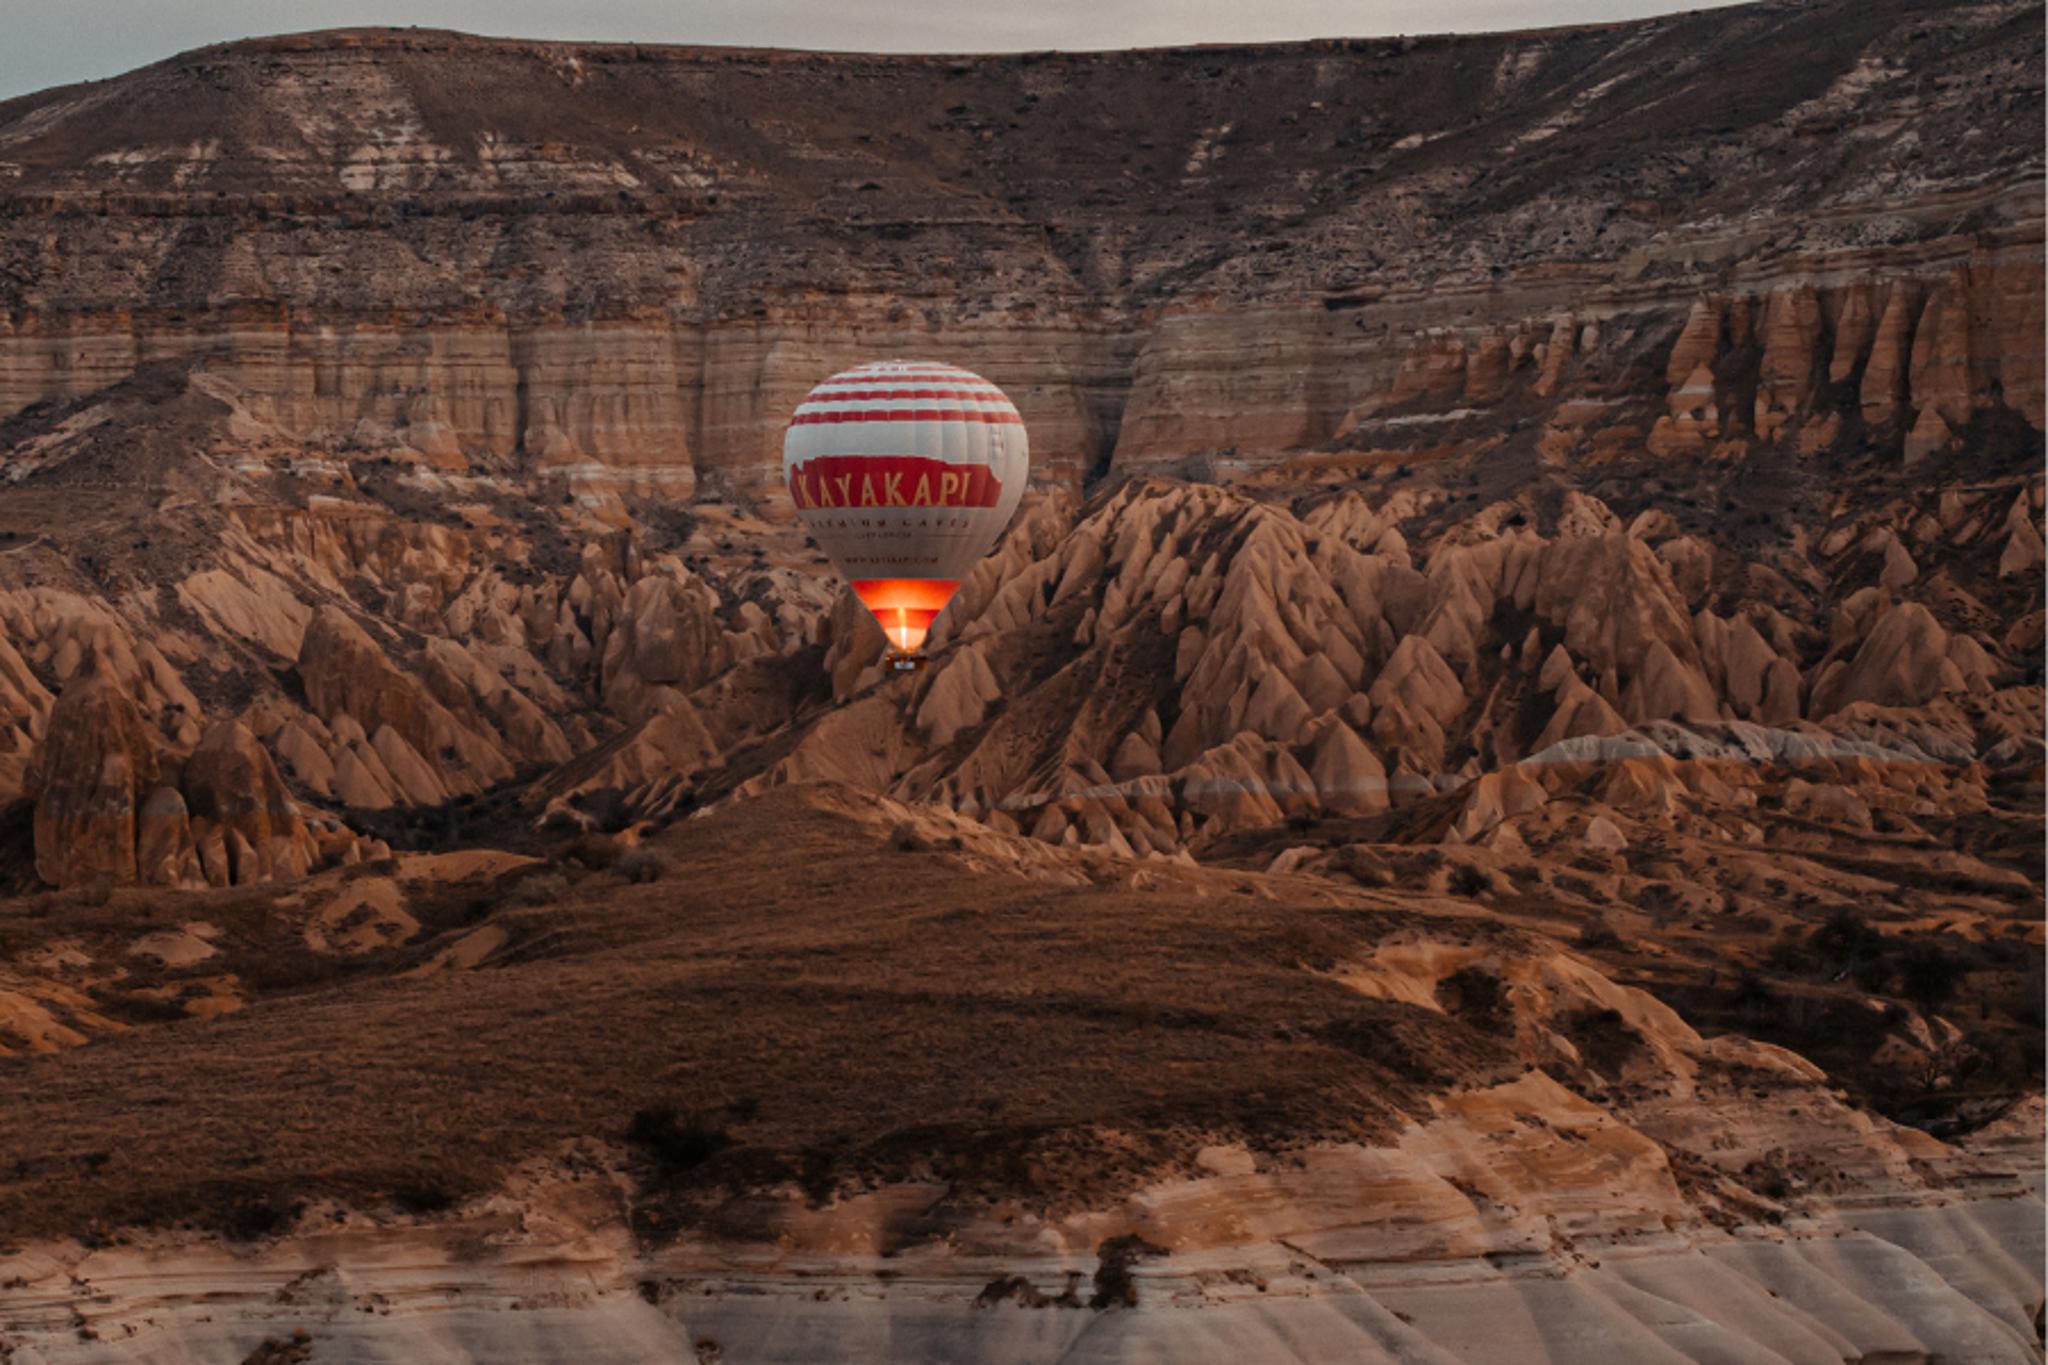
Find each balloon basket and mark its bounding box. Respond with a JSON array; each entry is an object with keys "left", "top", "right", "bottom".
[{"left": 886, "top": 651, "right": 929, "bottom": 673}]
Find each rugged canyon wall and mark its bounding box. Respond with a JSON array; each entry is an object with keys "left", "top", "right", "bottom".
[
  {"left": 0, "top": 1, "right": 2037, "bottom": 888},
  {"left": 0, "top": 7, "right": 2041, "bottom": 1357},
  {"left": 0, "top": 3, "right": 2040, "bottom": 504},
  {"left": 0, "top": 0, "right": 2032, "bottom": 1120}
]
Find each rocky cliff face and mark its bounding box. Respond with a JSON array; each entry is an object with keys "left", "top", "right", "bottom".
[
  {"left": 0, "top": 0, "right": 2036, "bottom": 868},
  {"left": 0, "top": 4, "right": 2040, "bottom": 1357},
  {"left": 0, "top": 4, "right": 2040, "bottom": 498}
]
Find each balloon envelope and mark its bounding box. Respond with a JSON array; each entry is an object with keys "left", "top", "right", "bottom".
[{"left": 783, "top": 361, "right": 1029, "bottom": 654}]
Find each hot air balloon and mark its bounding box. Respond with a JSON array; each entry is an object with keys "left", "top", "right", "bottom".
[{"left": 783, "top": 360, "right": 1028, "bottom": 670}]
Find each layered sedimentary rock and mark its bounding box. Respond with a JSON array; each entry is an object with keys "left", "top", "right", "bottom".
[
  {"left": 1, "top": 1135, "right": 2037, "bottom": 1364},
  {"left": 0, "top": 786, "right": 2040, "bottom": 1362},
  {"left": 23, "top": 671, "right": 349, "bottom": 889},
  {"left": 25, "top": 666, "right": 162, "bottom": 887},
  {"left": 180, "top": 721, "right": 321, "bottom": 885},
  {"left": 0, "top": 2, "right": 2039, "bottom": 503},
  {"left": 0, "top": 12, "right": 2035, "bottom": 867}
]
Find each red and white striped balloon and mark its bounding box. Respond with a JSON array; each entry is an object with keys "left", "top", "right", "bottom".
[{"left": 783, "top": 360, "right": 1028, "bottom": 656}]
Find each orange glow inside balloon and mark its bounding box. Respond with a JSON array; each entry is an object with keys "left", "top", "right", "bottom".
[{"left": 851, "top": 578, "right": 958, "bottom": 654}]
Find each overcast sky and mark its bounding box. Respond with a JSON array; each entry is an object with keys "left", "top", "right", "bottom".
[{"left": 1, "top": 0, "right": 1753, "bottom": 102}]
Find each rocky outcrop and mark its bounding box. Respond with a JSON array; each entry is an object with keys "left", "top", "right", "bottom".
[
  {"left": 23, "top": 669, "right": 348, "bottom": 888},
  {"left": 6, "top": 434, "right": 2038, "bottom": 876},
  {"left": 1811, "top": 601, "right": 1996, "bottom": 715},
  {"left": 26, "top": 667, "right": 162, "bottom": 888},
  {"left": 0, "top": 1134, "right": 2036, "bottom": 1364},
  {"left": 0, "top": 2, "right": 2034, "bottom": 885},
  {"left": 1753, "top": 286, "right": 1823, "bottom": 439},
  {"left": 297, "top": 606, "right": 515, "bottom": 804},
  {"left": 1645, "top": 250, "right": 2043, "bottom": 464},
  {"left": 181, "top": 721, "right": 321, "bottom": 886},
  {"left": 0, "top": 782, "right": 2039, "bottom": 1359},
  {"left": 665, "top": 470, "right": 2033, "bottom": 857},
  {"left": 1860, "top": 280, "right": 1920, "bottom": 427}
]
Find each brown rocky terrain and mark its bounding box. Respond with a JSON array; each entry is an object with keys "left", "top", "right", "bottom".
[
  {"left": 0, "top": 1, "right": 2042, "bottom": 1359},
  {"left": 0, "top": 787, "right": 2043, "bottom": 1362}
]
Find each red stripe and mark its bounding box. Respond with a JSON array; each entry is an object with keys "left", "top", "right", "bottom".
[
  {"left": 824, "top": 373, "right": 981, "bottom": 384},
  {"left": 816, "top": 380, "right": 988, "bottom": 391},
  {"left": 790, "top": 408, "right": 1022, "bottom": 426},
  {"left": 803, "top": 388, "right": 1011, "bottom": 403},
  {"left": 813, "top": 380, "right": 1000, "bottom": 390},
  {"left": 834, "top": 366, "right": 978, "bottom": 375},
  {"left": 789, "top": 455, "right": 1005, "bottom": 509}
]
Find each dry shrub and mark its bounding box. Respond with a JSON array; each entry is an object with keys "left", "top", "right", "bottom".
[
  {"left": 1577, "top": 919, "right": 1626, "bottom": 951},
  {"left": 1089, "top": 1234, "right": 1167, "bottom": 1309},
  {"left": 625, "top": 1106, "right": 732, "bottom": 1181},
  {"left": 615, "top": 848, "right": 675, "bottom": 884},
  {"left": 507, "top": 871, "right": 570, "bottom": 907}
]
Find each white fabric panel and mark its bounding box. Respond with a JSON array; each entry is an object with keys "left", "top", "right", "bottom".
[{"left": 782, "top": 360, "right": 1029, "bottom": 584}]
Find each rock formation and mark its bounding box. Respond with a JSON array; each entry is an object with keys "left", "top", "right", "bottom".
[
  {"left": 0, "top": 0, "right": 2030, "bottom": 885},
  {"left": 0, "top": 784, "right": 2040, "bottom": 1361},
  {"left": 22, "top": 660, "right": 359, "bottom": 888},
  {"left": 0, "top": 6, "right": 2038, "bottom": 1355},
  {"left": 0, "top": 5, "right": 2036, "bottom": 497},
  {"left": 181, "top": 721, "right": 321, "bottom": 885},
  {"left": 26, "top": 665, "right": 163, "bottom": 887}
]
